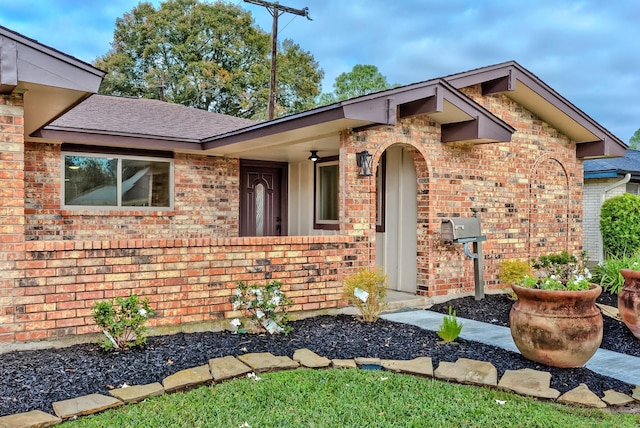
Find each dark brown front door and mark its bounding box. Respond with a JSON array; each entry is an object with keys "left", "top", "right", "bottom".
[{"left": 240, "top": 160, "right": 287, "bottom": 237}]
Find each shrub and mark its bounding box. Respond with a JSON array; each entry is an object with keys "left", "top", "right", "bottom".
[
  {"left": 498, "top": 259, "right": 533, "bottom": 285},
  {"left": 600, "top": 193, "right": 640, "bottom": 258},
  {"left": 592, "top": 254, "right": 640, "bottom": 294},
  {"left": 437, "top": 306, "right": 463, "bottom": 343},
  {"left": 230, "top": 280, "right": 293, "bottom": 334},
  {"left": 343, "top": 267, "right": 388, "bottom": 322},
  {"left": 92, "top": 295, "right": 153, "bottom": 351}
]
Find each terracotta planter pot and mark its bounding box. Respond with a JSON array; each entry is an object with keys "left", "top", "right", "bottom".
[
  {"left": 509, "top": 283, "right": 603, "bottom": 368},
  {"left": 619, "top": 269, "right": 640, "bottom": 339}
]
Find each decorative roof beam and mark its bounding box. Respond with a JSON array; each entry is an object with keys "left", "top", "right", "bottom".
[
  {"left": 398, "top": 94, "right": 440, "bottom": 119},
  {"left": 576, "top": 139, "right": 627, "bottom": 159},
  {"left": 481, "top": 73, "right": 514, "bottom": 95},
  {"left": 441, "top": 117, "right": 514, "bottom": 144}
]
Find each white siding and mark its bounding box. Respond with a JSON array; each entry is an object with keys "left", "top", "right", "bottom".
[{"left": 583, "top": 179, "right": 627, "bottom": 263}]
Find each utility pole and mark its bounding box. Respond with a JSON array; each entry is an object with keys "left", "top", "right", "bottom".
[{"left": 244, "top": 0, "right": 311, "bottom": 120}]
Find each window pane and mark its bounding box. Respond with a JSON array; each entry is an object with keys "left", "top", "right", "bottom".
[
  {"left": 121, "top": 159, "right": 171, "bottom": 207},
  {"left": 64, "top": 155, "right": 117, "bottom": 206},
  {"left": 318, "top": 164, "right": 339, "bottom": 221}
]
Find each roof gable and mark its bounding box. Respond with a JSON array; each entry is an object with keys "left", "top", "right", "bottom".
[{"left": 444, "top": 61, "right": 626, "bottom": 159}]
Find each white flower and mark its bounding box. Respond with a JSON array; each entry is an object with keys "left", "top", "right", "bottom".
[
  {"left": 230, "top": 318, "right": 242, "bottom": 327},
  {"left": 235, "top": 288, "right": 242, "bottom": 296},
  {"left": 138, "top": 308, "right": 147, "bottom": 317},
  {"left": 269, "top": 295, "right": 281, "bottom": 306},
  {"left": 495, "top": 400, "right": 506, "bottom": 405},
  {"left": 232, "top": 300, "right": 242, "bottom": 310},
  {"left": 247, "top": 372, "right": 261, "bottom": 381},
  {"left": 255, "top": 310, "right": 265, "bottom": 319},
  {"left": 239, "top": 423, "right": 251, "bottom": 428}
]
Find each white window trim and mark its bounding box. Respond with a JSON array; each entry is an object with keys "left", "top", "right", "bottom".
[{"left": 61, "top": 151, "right": 174, "bottom": 211}]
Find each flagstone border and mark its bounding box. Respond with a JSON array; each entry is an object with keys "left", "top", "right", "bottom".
[{"left": 1, "top": 348, "right": 638, "bottom": 427}]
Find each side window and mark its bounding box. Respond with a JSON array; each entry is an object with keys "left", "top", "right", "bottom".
[
  {"left": 62, "top": 152, "right": 173, "bottom": 209},
  {"left": 314, "top": 158, "right": 339, "bottom": 229}
]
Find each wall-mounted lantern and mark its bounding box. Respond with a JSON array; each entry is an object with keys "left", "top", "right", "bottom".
[{"left": 356, "top": 150, "right": 373, "bottom": 176}]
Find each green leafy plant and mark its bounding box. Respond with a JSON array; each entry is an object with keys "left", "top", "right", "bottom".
[
  {"left": 230, "top": 280, "right": 293, "bottom": 334},
  {"left": 600, "top": 193, "right": 640, "bottom": 258},
  {"left": 518, "top": 251, "right": 592, "bottom": 291},
  {"left": 592, "top": 253, "right": 640, "bottom": 294},
  {"left": 498, "top": 259, "right": 533, "bottom": 285},
  {"left": 437, "top": 306, "right": 463, "bottom": 343},
  {"left": 91, "top": 294, "right": 153, "bottom": 351},
  {"left": 343, "top": 267, "right": 388, "bottom": 322}
]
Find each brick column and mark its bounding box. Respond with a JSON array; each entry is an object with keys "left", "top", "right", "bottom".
[{"left": 0, "top": 93, "right": 26, "bottom": 343}]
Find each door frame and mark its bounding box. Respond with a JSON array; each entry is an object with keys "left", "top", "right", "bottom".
[{"left": 239, "top": 159, "right": 289, "bottom": 237}]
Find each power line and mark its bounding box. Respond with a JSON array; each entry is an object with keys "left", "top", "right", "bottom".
[{"left": 244, "top": 0, "right": 311, "bottom": 120}]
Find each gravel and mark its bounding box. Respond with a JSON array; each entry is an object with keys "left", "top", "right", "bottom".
[{"left": 1, "top": 291, "right": 638, "bottom": 417}]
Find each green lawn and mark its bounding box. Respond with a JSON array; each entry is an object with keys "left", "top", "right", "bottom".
[{"left": 63, "top": 369, "right": 638, "bottom": 428}]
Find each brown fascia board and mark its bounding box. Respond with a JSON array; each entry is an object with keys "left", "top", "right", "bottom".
[
  {"left": 35, "top": 128, "right": 201, "bottom": 152},
  {"left": 203, "top": 79, "right": 514, "bottom": 150},
  {"left": 445, "top": 60, "right": 626, "bottom": 156},
  {"left": 0, "top": 25, "right": 104, "bottom": 93}
]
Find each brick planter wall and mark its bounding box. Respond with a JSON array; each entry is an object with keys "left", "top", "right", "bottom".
[{"left": 5, "top": 236, "right": 362, "bottom": 342}]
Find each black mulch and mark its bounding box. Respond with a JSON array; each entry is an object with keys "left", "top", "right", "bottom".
[{"left": 1, "top": 292, "right": 638, "bottom": 417}]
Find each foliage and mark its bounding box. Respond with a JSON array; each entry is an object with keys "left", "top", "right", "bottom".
[
  {"left": 91, "top": 295, "right": 153, "bottom": 351},
  {"left": 629, "top": 128, "right": 640, "bottom": 150},
  {"left": 437, "top": 306, "right": 463, "bottom": 343},
  {"left": 518, "top": 251, "right": 592, "bottom": 291},
  {"left": 498, "top": 259, "right": 533, "bottom": 285},
  {"left": 63, "top": 369, "right": 640, "bottom": 428},
  {"left": 318, "top": 64, "right": 396, "bottom": 105},
  {"left": 230, "top": 280, "right": 292, "bottom": 334},
  {"left": 343, "top": 267, "right": 388, "bottom": 322},
  {"left": 600, "top": 193, "right": 640, "bottom": 258},
  {"left": 94, "top": 0, "right": 323, "bottom": 119},
  {"left": 592, "top": 254, "right": 640, "bottom": 294}
]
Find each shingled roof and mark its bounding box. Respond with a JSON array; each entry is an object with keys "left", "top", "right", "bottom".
[
  {"left": 37, "top": 94, "right": 257, "bottom": 147},
  {"left": 584, "top": 149, "right": 640, "bottom": 180}
]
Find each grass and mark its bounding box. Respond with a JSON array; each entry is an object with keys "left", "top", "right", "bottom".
[{"left": 63, "top": 369, "right": 639, "bottom": 428}]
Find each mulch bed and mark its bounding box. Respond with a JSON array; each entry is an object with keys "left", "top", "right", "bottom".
[{"left": 1, "top": 291, "right": 638, "bottom": 417}]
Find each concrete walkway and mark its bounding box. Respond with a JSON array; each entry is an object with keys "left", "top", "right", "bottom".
[{"left": 381, "top": 310, "right": 640, "bottom": 386}]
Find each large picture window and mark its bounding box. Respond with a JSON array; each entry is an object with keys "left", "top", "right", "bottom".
[
  {"left": 62, "top": 152, "right": 172, "bottom": 209},
  {"left": 314, "top": 157, "right": 339, "bottom": 230}
]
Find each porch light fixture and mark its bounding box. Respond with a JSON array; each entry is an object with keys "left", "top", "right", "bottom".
[
  {"left": 308, "top": 150, "right": 319, "bottom": 162},
  {"left": 356, "top": 151, "right": 374, "bottom": 176}
]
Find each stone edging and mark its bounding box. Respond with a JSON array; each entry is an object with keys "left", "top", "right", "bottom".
[{"left": 1, "top": 349, "right": 639, "bottom": 427}]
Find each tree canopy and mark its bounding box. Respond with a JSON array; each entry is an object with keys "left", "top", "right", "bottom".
[
  {"left": 318, "top": 64, "right": 396, "bottom": 105},
  {"left": 94, "top": 0, "right": 323, "bottom": 120},
  {"left": 629, "top": 128, "right": 640, "bottom": 150}
]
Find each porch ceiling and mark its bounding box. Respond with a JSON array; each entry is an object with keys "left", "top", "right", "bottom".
[{"left": 444, "top": 61, "right": 627, "bottom": 158}]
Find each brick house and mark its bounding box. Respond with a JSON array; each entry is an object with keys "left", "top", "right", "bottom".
[
  {"left": 583, "top": 149, "right": 640, "bottom": 263},
  {"left": 0, "top": 25, "right": 626, "bottom": 347}
]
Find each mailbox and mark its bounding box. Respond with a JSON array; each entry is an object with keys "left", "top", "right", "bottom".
[{"left": 441, "top": 217, "right": 485, "bottom": 243}]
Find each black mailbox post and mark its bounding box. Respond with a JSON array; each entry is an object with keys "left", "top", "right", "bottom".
[{"left": 441, "top": 209, "right": 486, "bottom": 300}]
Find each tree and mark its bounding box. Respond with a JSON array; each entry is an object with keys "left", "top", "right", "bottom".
[
  {"left": 629, "top": 128, "right": 640, "bottom": 150},
  {"left": 318, "top": 64, "right": 396, "bottom": 105},
  {"left": 94, "top": 0, "right": 323, "bottom": 119}
]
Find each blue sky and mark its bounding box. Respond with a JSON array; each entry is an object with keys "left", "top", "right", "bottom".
[{"left": 1, "top": 0, "right": 638, "bottom": 142}]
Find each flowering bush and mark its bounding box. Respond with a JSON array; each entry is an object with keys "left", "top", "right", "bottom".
[
  {"left": 91, "top": 294, "right": 153, "bottom": 351},
  {"left": 518, "top": 251, "right": 592, "bottom": 291},
  {"left": 230, "top": 280, "right": 292, "bottom": 334}
]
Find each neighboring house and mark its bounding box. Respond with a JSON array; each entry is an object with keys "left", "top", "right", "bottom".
[
  {"left": 583, "top": 150, "right": 640, "bottom": 263},
  {"left": 0, "top": 25, "right": 626, "bottom": 346}
]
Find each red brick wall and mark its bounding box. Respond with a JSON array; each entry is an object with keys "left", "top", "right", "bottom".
[
  {"left": 339, "top": 86, "right": 583, "bottom": 297},
  {"left": 6, "top": 236, "right": 360, "bottom": 342},
  {"left": 24, "top": 148, "right": 240, "bottom": 241},
  {"left": 0, "top": 94, "right": 26, "bottom": 343}
]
